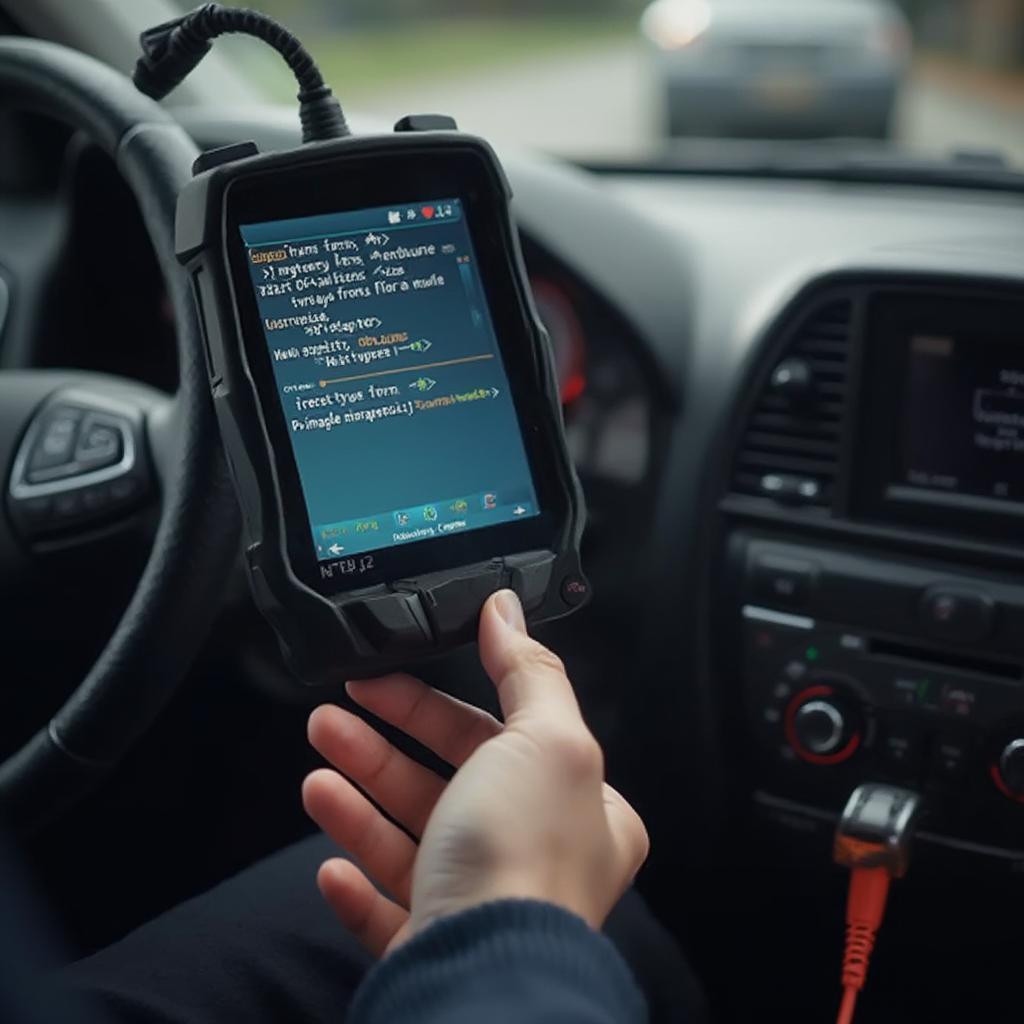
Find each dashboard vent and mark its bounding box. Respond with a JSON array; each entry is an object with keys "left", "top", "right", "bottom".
[{"left": 732, "top": 298, "right": 853, "bottom": 509}]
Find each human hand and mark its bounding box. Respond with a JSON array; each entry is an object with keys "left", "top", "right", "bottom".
[{"left": 301, "top": 589, "right": 648, "bottom": 957}]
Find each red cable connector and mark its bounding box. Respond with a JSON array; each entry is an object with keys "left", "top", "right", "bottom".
[
  {"left": 836, "top": 865, "right": 891, "bottom": 1024},
  {"left": 832, "top": 785, "right": 922, "bottom": 1024}
]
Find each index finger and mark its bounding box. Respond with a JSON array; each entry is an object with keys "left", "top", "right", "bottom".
[
  {"left": 477, "top": 590, "right": 583, "bottom": 725},
  {"left": 346, "top": 674, "right": 502, "bottom": 768}
]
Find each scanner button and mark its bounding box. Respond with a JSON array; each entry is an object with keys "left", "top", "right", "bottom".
[
  {"left": 508, "top": 554, "right": 555, "bottom": 611},
  {"left": 348, "top": 594, "right": 432, "bottom": 654},
  {"left": 422, "top": 566, "right": 504, "bottom": 642}
]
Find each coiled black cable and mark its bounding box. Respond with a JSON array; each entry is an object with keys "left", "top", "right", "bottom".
[{"left": 134, "top": 3, "right": 349, "bottom": 143}]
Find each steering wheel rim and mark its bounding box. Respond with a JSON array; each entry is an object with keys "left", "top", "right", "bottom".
[{"left": 0, "top": 39, "right": 239, "bottom": 832}]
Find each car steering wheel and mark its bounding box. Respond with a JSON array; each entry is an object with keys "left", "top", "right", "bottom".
[{"left": 0, "top": 40, "right": 240, "bottom": 832}]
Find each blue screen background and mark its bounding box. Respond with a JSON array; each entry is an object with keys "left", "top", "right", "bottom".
[{"left": 240, "top": 198, "right": 540, "bottom": 562}]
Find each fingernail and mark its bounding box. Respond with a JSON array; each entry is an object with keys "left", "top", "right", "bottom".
[{"left": 494, "top": 589, "right": 526, "bottom": 634}]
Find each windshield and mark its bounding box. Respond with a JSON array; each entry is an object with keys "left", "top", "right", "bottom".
[{"left": 183, "top": 0, "right": 1024, "bottom": 169}]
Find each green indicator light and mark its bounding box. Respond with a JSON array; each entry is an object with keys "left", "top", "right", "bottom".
[{"left": 806, "top": 646, "right": 820, "bottom": 662}]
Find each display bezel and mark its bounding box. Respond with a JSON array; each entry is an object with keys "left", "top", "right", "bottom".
[
  {"left": 853, "top": 291, "right": 1024, "bottom": 538},
  {"left": 223, "top": 147, "right": 564, "bottom": 595}
]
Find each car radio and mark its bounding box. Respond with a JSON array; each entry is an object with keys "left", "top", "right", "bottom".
[
  {"left": 732, "top": 534, "right": 1024, "bottom": 856},
  {"left": 853, "top": 291, "right": 1024, "bottom": 540}
]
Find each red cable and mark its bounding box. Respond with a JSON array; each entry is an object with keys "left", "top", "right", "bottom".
[
  {"left": 836, "top": 866, "right": 890, "bottom": 1024},
  {"left": 837, "top": 987, "right": 858, "bottom": 1024}
]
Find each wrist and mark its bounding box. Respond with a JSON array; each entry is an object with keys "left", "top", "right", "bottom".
[
  {"left": 353, "top": 900, "right": 647, "bottom": 1024},
  {"left": 412, "top": 873, "right": 598, "bottom": 940}
]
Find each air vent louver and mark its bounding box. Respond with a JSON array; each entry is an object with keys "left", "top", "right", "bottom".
[{"left": 732, "top": 298, "right": 853, "bottom": 510}]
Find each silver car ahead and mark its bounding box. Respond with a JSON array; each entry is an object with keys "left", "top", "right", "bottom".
[{"left": 642, "top": 0, "right": 912, "bottom": 139}]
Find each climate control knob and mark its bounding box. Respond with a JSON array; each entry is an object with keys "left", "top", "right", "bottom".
[
  {"left": 785, "top": 685, "right": 862, "bottom": 765},
  {"left": 794, "top": 700, "right": 846, "bottom": 756},
  {"left": 992, "top": 739, "right": 1024, "bottom": 802}
]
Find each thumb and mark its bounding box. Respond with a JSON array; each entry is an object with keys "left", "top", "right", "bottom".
[{"left": 478, "top": 590, "right": 582, "bottom": 724}]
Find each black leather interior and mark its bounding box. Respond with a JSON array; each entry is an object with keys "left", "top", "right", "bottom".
[{"left": 0, "top": 39, "right": 240, "bottom": 831}]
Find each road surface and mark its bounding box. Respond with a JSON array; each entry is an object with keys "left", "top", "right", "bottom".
[{"left": 353, "top": 41, "right": 1024, "bottom": 166}]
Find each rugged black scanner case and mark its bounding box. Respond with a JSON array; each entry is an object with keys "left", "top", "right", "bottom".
[{"left": 175, "top": 131, "right": 588, "bottom": 685}]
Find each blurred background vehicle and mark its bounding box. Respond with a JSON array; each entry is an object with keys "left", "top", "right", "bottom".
[
  {"left": 640, "top": 0, "right": 912, "bottom": 139},
  {"left": 191, "top": 0, "right": 1024, "bottom": 165}
]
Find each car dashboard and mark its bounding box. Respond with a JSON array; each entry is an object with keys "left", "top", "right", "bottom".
[{"left": 3, "top": 107, "right": 1024, "bottom": 885}]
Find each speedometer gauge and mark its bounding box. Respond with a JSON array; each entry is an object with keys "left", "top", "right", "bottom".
[{"left": 530, "top": 278, "right": 587, "bottom": 406}]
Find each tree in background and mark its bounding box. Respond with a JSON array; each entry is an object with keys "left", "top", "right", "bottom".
[
  {"left": 248, "top": 0, "right": 642, "bottom": 27},
  {"left": 966, "top": 0, "right": 1024, "bottom": 67},
  {"left": 896, "top": 0, "right": 1024, "bottom": 67}
]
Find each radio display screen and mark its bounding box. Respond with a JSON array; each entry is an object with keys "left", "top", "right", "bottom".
[
  {"left": 239, "top": 197, "right": 541, "bottom": 564},
  {"left": 855, "top": 292, "right": 1024, "bottom": 535},
  {"left": 895, "top": 330, "right": 1024, "bottom": 504}
]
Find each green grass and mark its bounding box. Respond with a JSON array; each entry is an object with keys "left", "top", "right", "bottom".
[{"left": 261, "top": 16, "right": 634, "bottom": 99}]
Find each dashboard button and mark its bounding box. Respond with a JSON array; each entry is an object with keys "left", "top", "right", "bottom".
[
  {"left": 784, "top": 684, "right": 861, "bottom": 765},
  {"left": 769, "top": 357, "right": 816, "bottom": 405},
  {"left": 783, "top": 659, "right": 808, "bottom": 682},
  {"left": 930, "top": 732, "right": 971, "bottom": 786},
  {"left": 992, "top": 739, "right": 1024, "bottom": 803},
  {"left": 920, "top": 586, "right": 993, "bottom": 644},
  {"left": 793, "top": 700, "right": 844, "bottom": 756},
  {"left": 758, "top": 473, "right": 821, "bottom": 504},
  {"left": 751, "top": 554, "right": 816, "bottom": 610},
  {"left": 879, "top": 717, "right": 922, "bottom": 776}
]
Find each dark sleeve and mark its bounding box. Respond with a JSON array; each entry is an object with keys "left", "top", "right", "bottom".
[
  {"left": 349, "top": 900, "right": 649, "bottom": 1024},
  {"left": 0, "top": 834, "right": 103, "bottom": 1024}
]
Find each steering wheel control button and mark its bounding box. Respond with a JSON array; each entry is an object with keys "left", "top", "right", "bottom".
[
  {"left": 919, "top": 586, "right": 994, "bottom": 644},
  {"left": 53, "top": 491, "right": 84, "bottom": 519},
  {"left": 750, "top": 554, "right": 817, "bottom": 610},
  {"left": 110, "top": 476, "right": 141, "bottom": 503},
  {"left": 19, "top": 495, "right": 53, "bottom": 522},
  {"left": 75, "top": 414, "right": 124, "bottom": 469},
  {"left": 26, "top": 407, "right": 83, "bottom": 479},
  {"left": 8, "top": 393, "right": 149, "bottom": 541},
  {"left": 81, "top": 485, "right": 113, "bottom": 513}
]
